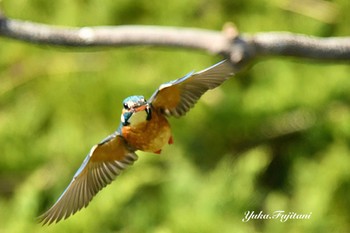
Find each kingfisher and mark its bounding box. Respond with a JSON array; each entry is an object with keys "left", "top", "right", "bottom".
[{"left": 39, "top": 59, "right": 234, "bottom": 225}]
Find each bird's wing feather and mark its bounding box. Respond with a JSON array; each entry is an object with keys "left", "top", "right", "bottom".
[
  {"left": 38, "top": 132, "right": 137, "bottom": 225},
  {"left": 149, "top": 60, "right": 235, "bottom": 117}
]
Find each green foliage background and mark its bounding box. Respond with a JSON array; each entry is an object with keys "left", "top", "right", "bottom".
[{"left": 0, "top": 0, "right": 350, "bottom": 232}]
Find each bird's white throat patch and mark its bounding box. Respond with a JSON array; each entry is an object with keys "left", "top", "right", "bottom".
[{"left": 128, "top": 110, "right": 148, "bottom": 126}]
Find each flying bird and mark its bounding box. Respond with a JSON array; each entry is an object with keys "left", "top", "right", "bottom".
[{"left": 39, "top": 59, "right": 234, "bottom": 225}]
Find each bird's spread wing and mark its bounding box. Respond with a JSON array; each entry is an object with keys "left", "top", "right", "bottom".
[
  {"left": 149, "top": 60, "right": 235, "bottom": 117},
  {"left": 38, "top": 132, "right": 138, "bottom": 225}
]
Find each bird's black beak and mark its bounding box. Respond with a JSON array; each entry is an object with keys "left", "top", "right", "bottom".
[{"left": 145, "top": 105, "right": 152, "bottom": 121}]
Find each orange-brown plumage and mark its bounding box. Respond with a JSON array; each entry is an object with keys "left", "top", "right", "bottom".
[{"left": 121, "top": 108, "right": 172, "bottom": 153}]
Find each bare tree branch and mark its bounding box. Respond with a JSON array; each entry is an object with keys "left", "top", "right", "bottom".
[
  {"left": 0, "top": 18, "right": 229, "bottom": 51},
  {"left": 250, "top": 32, "right": 350, "bottom": 60},
  {"left": 1, "top": 16, "right": 350, "bottom": 69}
]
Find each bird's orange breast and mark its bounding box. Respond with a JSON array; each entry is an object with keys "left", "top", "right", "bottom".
[{"left": 121, "top": 110, "right": 172, "bottom": 153}]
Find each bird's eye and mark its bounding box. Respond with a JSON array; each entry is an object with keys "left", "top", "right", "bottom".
[{"left": 123, "top": 103, "right": 129, "bottom": 109}]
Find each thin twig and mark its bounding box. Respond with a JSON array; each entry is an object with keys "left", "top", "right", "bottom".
[
  {"left": 250, "top": 32, "right": 350, "bottom": 60},
  {"left": 1, "top": 17, "right": 350, "bottom": 67},
  {"left": 0, "top": 18, "right": 229, "bottom": 52}
]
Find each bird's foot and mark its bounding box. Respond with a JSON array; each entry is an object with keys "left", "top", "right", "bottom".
[{"left": 168, "top": 136, "right": 174, "bottom": 145}]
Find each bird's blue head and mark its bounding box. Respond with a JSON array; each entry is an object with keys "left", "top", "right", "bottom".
[{"left": 121, "top": 95, "right": 151, "bottom": 126}]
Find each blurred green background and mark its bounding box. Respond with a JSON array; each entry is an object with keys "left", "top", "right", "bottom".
[{"left": 1, "top": 0, "right": 350, "bottom": 232}]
